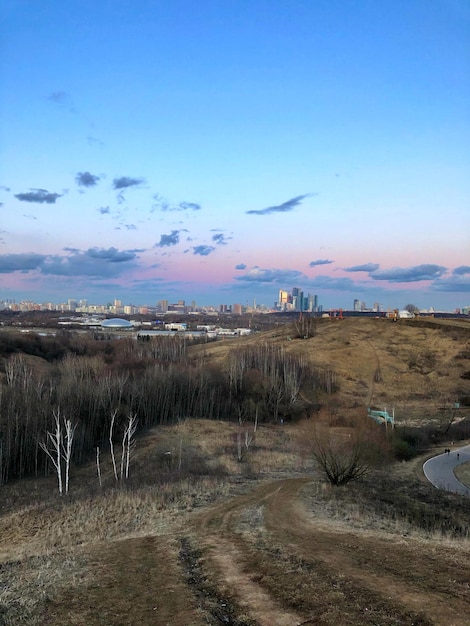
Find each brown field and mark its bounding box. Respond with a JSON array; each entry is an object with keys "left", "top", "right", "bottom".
[
  {"left": 1, "top": 316, "right": 470, "bottom": 625},
  {"left": 199, "top": 316, "right": 470, "bottom": 421}
]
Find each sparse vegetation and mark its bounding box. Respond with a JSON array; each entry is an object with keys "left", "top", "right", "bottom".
[
  {"left": 310, "top": 468, "right": 470, "bottom": 539},
  {"left": 298, "top": 411, "right": 391, "bottom": 485},
  {"left": 1, "top": 315, "right": 469, "bottom": 625},
  {"left": 0, "top": 335, "right": 334, "bottom": 485}
]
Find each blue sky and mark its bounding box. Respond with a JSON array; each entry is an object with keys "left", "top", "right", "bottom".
[{"left": 1, "top": 0, "right": 469, "bottom": 310}]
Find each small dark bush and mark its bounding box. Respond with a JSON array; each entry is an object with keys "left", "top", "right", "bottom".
[{"left": 392, "top": 437, "right": 415, "bottom": 461}]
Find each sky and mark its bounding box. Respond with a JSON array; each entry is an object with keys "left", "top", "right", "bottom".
[{"left": 1, "top": 0, "right": 469, "bottom": 311}]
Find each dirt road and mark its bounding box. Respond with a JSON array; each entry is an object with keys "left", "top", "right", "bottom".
[{"left": 43, "top": 477, "right": 470, "bottom": 626}]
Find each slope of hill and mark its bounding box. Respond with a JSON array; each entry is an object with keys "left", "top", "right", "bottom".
[
  {"left": 198, "top": 316, "right": 470, "bottom": 424},
  {"left": 1, "top": 317, "right": 470, "bottom": 625}
]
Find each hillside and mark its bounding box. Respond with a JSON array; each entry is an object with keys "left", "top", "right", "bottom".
[
  {"left": 1, "top": 316, "right": 470, "bottom": 625},
  {"left": 198, "top": 316, "right": 470, "bottom": 423}
]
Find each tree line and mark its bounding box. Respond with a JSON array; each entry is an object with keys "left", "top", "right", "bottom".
[{"left": 0, "top": 333, "right": 335, "bottom": 484}]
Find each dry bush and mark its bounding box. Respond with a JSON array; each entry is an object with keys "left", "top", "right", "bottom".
[{"left": 298, "top": 409, "right": 391, "bottom": 485}]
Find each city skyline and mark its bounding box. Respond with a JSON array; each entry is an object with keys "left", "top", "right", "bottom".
[
  {"left": 1, "top": 288, "right": 465, "bottom": 315},
  {"left": 1, "top": 1, "right": 469, "bottom": 311}
]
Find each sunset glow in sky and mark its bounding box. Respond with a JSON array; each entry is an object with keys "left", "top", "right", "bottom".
[{"left": 1, "top": 0, "right": 469, "bottom": 310}]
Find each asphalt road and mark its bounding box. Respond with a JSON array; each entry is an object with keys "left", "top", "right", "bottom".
[{"left": 423, "top": 445, "right": 470, "bottom": 496}]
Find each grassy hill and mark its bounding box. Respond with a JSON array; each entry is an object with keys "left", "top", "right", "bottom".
[
  {"left": 1, "top": 316, "right": 470, "bottom": 625},
  {"left": 198, "top": 316, "right": 470, "bottom": 422}
]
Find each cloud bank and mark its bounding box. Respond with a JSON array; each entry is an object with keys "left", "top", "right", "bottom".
[
  {"left": 0, "top": 247, "right": 140, "bottom": 278},
  {"left": 236, "top": 267, "right": 306, "bottom": 283},
  {"left": 369, "top": 264, "right": 446, "bottom": 282}
]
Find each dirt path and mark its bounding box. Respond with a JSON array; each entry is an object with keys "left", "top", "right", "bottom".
[
  {"left": 42, "top": 477, "right": 470, "bottom": 625},
  {"left": 42, "top": 535, "right": 205, "bottom": 626},
  {"left": 188, "top": 477, "right": 470, "bottom": 625}
]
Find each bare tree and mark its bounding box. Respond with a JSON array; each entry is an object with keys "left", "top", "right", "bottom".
[
  {"left": 294, "top": 314, "right": 317, "bottom": 339},
  {"left": 96, "top": 446, "right": 102, "bottom": 488},
  {"left": 283, "top": 355, "right": 304, "bottom": 405},
  {"left": 62, "top": 417, "right": 77, "bottom": 495},
  {"left": 5, "top": 354, "right": 30, "bottom": 387},
  {"left": 40, "top": 409, "right": 63, "bottom": 495},
  {"left": 244, "top": 406, "right": 258, "bottom": 451},
  {"left": 235, "top": 406, "right": 258, "bottom": 462},
  {"left": 404, "top": 304, "right": 420, "bottom": 315},
  {"left": 299, "top": 412, "right": 390, "bottom": 486},
  {"left": 236, "top": 418, "right": 243, "bottom": 462},
  {"left": 39, "top": 408, "right": 77, "bottom": 494},
  {"left": 109, "top": 409, "right": 118, "bottom": 482},
  {"left": 120, "top": 412, "right": 138, "bottom": 480}
]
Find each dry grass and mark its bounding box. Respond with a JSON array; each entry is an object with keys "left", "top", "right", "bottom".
[
  {"left": 198, "top": 316, "right": 470, "bottom": 422},
  {"left": 1, "top": 317, "right": 469, "bottom": 624},
  {"left": 455, "top": 461, "right": 470, "bottom": 487},
  {"left": 2, "top": 416, "right": 470, "bottom": 625},
  {"left": 0, "top": 550, "right": 87, "bottom": 626},
  {"left": 0, "top": 419, "right": 299, "bottom": 625},
  {"left": 0, "top": 420, "right": 299, "bottom": 560}
]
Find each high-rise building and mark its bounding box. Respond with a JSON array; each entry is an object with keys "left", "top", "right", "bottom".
[
  {"left": 292, "top": 287, "right": 304, "bottom": 311},
  {"left": 307, "top": 293, "right": 319, "bottom": 312},
  {"left": 157, "top": 299, "right": 169, "bottom": 313},
  {"left": 113, "top": 299, "right": 123, "bottom": 314},
  {"left": 278, "top": 289, "right": 289, "bottom": 311}
]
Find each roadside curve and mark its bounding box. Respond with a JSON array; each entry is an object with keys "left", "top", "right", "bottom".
[{"left": 423, "top": 445, "right": 470, "bottom": 496}]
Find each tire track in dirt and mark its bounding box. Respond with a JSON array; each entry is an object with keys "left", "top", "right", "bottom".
[
  {"left": 188, "top": 477, "right": 470, "bottom": 626},
  {"left": 42, "top": 535, "right": 206, "bottom": 626},
  {"left": 194, "top": 535, "right": 304, "bottom": 626},
  {"left": 40, "top": 477, "right": 470, "bottom": 625},
  {"left": 265, "top": 480, "right": 470, "bottom": 625}
]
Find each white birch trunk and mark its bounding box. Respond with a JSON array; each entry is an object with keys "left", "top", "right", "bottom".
[
  {"left": 109, "top": 410, "right": 118, "bottom": 482},
  {"left": 125, "top": 413, "right": 138, "bottom": 479},
  {"left": 96, "top": 446, "right": 102, "bottom": 488},
  {"left": 62, "top": 418, "right": 77, "bottom": 495},
  {"left": 40, "top": 408, "right": 63, "bottom": 495}
]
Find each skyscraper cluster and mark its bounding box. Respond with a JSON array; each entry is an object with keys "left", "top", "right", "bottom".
[{"left": 276, "top": 288, "right": 321, "bottom": 313}]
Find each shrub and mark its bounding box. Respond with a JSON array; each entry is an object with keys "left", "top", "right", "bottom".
[{"left": 391, "top": 436, "right": 415, "bottom": 461}]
